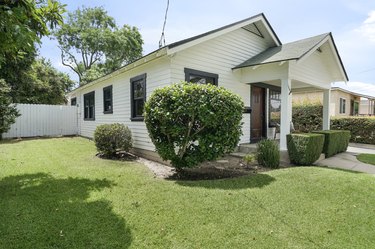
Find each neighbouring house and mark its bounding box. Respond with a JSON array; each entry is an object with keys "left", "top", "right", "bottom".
[
  {"left": 293, "top": 87, "right": 375, "bottom": 116},
  {"left": 68, "top": 13, "right": 348, "bottom": 161}
]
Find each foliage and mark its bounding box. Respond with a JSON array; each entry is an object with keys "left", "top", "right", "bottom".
[
  {"left": 256, "top": 139, "right": 280, "bottom": 168},
  {"left": 287, "top": 133, "right": 325, "bottom": 165},
  {"left": 0, "top": 56, "right": 74, "bottom": 104},
  {"left": 0, "top": 0, "right": 65, "bottom": 65},
  {"left": 357, "top": 154, "right": 375, "bottom": 166},
  {"left": 243, "top": 153, "right": 256, "bottom": 165},
  {"left": 54, "top": 6, "right": 143, "bottom": 84},
  {"left": 331, "top": 117, "right": 375, "bottom": 145},
  {"left": 94, "top": 123, "right": 133, "bottom": 157},
  {"left": 0, "top": 80, "right": 20, "bottom": 138},
  {"left": 313, "top": 130, "right": 351, "bottom": 158},
  {"left": 3, "top": 138, "right": 375, "bottom": 248},
  {"left": 144, "top": 82, "right": 244, "bottom": 169},
  {"left": 292, "top": 104, "right": 323, "bottom": 132}
]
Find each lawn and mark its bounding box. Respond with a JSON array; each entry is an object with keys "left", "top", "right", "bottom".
[
  {"left": 1, "top": 137, "right": 375, "bottom": 248},
  {"left": 357, "top": 153, "right": 375, "bottom": 166}
]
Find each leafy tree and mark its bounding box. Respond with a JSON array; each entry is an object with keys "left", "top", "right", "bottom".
[
  {"left": 54, "top": 6, "right": 143, "bottom": 85},
  {"left": 0, "top": 80, "right": 20, "bottom": 139},
  {"left": 0, "top": 0, "right": 65, "bottom": 65},
  {"left": 0, "top": 57, "right": 74, "bottom": 104},
  {"left": 144, "top": 82, "right": 244, "bottom": 169}
]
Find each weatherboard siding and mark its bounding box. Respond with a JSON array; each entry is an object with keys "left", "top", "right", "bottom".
[
  {"left": 76, "top": 58, "right": 171, "bottom": 151},
  {"left": 170, "top": 28, "right": 270, "bottom": 143}
]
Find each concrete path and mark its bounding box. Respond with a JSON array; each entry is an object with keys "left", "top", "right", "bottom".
[{"left": 316, "top": 143, "right": 375, "bottom": 174}]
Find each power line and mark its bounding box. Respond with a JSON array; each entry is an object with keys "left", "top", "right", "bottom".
[
  {"left": 354, "top": 67, "right": 375, "bottom": 75},
  {"left": 159, "top": 0, "right": 170, "bottom": 48}
]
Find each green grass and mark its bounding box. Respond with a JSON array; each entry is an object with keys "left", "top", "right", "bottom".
[
  {"left": 1, "top": 137, "right": 375, "bottom": 248},
  {"left": 357, "top": 153, "right": 375, "bottom": 165}
]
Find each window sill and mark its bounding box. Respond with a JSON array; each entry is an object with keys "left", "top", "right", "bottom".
[
  {"left": 84, "top": 118, "right": 95, "bottom": 121},
  {"left": 103, "top": 111, "right": 113, "bottom": 114},
  {"left": 130, "top": 117, "right": 144, "bottom": 122}
]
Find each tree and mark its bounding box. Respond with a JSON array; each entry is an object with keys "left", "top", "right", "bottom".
[
  {"left": 144, "top": 82, "right": 244, "bottom": 169},
  {"left": 0, "top": 80, "right": 20, "bottom": 139},
  {"left": 0, "top": 0, "right": 65, "bottom": 65},
  {"left": 54, "top": 6, "right": 143, "bottom": 85},
  {"left": 0, "top": 57, "right": 74, "bottom": 104}
]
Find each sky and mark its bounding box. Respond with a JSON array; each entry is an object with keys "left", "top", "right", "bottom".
[{"left": 40, "top": 0, "right": 375, "bottom": 96}]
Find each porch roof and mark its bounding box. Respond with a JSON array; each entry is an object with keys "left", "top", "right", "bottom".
[
  {"left": 233, "top": 33, "right": 349, "bottom": 82},
  {"left": 234, "top": 33, "right": 330, "bottom": 69}
]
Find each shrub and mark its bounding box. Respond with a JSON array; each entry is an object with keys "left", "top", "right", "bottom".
[
  {"left": 331, "top": 117, "right": 375, "bottom": 145},
  {"left": 313, "top": 130, "right": 350, "bottom": 157},
  {"left": 243, "top": 153, "right": 256, "bottom": 166},
  {"left": 144, "top": 82, "right": 244, "bottom": 169},
  {"left": 256, "top": 139, "right": 280, "bottom": 168},
  {"left": 94, "top": 123, "right": 132, "bottom": 157},
  {"left": 0, "top": 79, "right": 20, "bottom": 139},
  {"left": 292, "top": 104, "right": 323, "bottom": 133},
  {"left": 287, "top": 133, "right": 325, "bottom": 165}
]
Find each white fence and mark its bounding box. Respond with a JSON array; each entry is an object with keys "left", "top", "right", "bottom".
[{"left": 2, "top": 104, "right": 78, "bottom": 139}]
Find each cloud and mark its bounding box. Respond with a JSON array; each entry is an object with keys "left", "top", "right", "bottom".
[
  {"left": 332, "top": 81, "right": 375, "bottom": 98},
  {"left": 357, "top": 10, "right": 375, "bottom": 42}
]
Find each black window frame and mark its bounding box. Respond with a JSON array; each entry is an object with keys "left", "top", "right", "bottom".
[
  {"left": 130, "top": 73, "right": 147, "bottom": 121},
  {"left": 70, "top": 97, "right": 77, "bottom": 106},
  {"left": 184, "top": 68, "right": 219, "bottom": 86},
  {"left": 103, "top": 85, "right": 113, "bottom": 114},
  {"left": 83, "top": 91, "right": 95, "bottom": 121}
]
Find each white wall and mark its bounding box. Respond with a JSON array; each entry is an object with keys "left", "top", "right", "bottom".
[
  {"left": 170, "top": 28, "right": 270, "bottom": 143},
  {"left": 2, "top": 104, "right": 78, "bottom": 138}
]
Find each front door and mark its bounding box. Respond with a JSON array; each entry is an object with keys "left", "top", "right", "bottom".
[{"left": 251, "top": 86, "right": 265, "bottom": 142}]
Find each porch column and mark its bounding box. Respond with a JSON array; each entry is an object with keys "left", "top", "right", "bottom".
[
  {"left": 280, "top": 78, "right": 292, "bottom": 150},
  {"left": 323, "top": 89, "right": 331, "bottom": 130}
]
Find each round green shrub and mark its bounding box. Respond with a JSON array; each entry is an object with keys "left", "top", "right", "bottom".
[
  {"left": 144, "top": 82, "right": 244, "bottom": 169},
  {"left": 256, "top": 139, "right": 280, "bottom": 168},
  {"left": 94, "top": 123, "right": 133, "bottom": 157}
]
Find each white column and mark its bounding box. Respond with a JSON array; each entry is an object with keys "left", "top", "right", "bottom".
[
  {"left": 323, "top": 89, "right": 331, "bottom": 130},
  {"left": 280, "top": 78, "right": 292, "bottom": 150}
]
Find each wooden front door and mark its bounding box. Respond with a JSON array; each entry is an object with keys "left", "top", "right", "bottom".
[{"left": 251, "top": 86, "right": 265, "bottom": 142}]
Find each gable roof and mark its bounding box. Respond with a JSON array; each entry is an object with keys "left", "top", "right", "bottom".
[
  {"left": 70, "top": 13, "right": 281, "bottom": 93},
  {"left": 166, "top": 13, "right": 281, "bottom": 50},
  {"left": 233, "top": 33, "right": 349, "bottom": 81}
]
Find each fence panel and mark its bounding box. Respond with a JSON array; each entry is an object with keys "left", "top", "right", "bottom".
[{"left": 2, "top": 104, "right": 78, "bottom": 138}]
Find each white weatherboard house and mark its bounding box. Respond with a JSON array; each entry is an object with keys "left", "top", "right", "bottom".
[{"left": 69, "top": 13, "right": 348, "bottom": 161}]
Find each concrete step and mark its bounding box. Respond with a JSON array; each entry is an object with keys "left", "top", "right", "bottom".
[{"left": 236, "top": 144, "right": 257, "bottom": 154}]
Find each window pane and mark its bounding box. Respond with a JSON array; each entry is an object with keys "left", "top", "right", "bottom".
[
  {"left": 133, "top": 80, "right": 144, "bottom": 98},
  {"left": 269, "top": 90, "right": 281, "bottom": 127},
  {"left": 134, "top": 99, "right": 144, "bottom": 117},
  {"left": 189, "top": 74, "right": 215, "bottom": 85}
]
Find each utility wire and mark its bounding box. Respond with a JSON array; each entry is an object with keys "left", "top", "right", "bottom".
[{"left": 159, "top": 0, "right": 169, "bottom": 48}]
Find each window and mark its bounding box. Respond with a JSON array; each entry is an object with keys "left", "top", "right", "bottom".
[
  {"left": 339, "top": 98, "right": 346, "bottom": 114},
  {"left": 71, "top": 97, "right": 77, "bottom": 106},
  {"left": 130, "top": 74, "right": 146, "bottom": 121},
  {"left": 103, "top": 85, "right": 113, "bottom": 114},
  {"left": 269, "top": 90, "right": 281, "bottom": 128},
  {"left": 184, "top": 68, "right": 218, "bottom": 85},
  {"left": 84, "top": 91, "right": 95, "bottom": 120}
]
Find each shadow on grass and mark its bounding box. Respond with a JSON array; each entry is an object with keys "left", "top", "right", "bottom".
[
  {"left": 0, "top": 173, "right": 132, "bottom": 249},
  {"left": 174, "top": 173, "right": 275, "bottom": 190}
]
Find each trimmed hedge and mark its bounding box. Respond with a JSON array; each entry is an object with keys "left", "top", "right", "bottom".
[
  {"left": 287, "top": 133, "right": 325, "bottom": 165},
  {"left": 292, "top": 104, "right": 323, "bottom": 133},
  {"left": 313, "top": 130, "right": 350, "bottom": 157},
  {"left": 331, "top": 117, "right": 375, "bottom": 145},
  {"left": 94, "top": 123, "right": 133, "bottom": 157}
]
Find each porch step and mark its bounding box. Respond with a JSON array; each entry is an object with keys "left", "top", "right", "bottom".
[{"left": 235, "top": 144, "right": 258, "bottom": 154}]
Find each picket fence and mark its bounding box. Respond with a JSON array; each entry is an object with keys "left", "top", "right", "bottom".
[{"left": 2, "top": 104, "right": 78, "bottom": 139}]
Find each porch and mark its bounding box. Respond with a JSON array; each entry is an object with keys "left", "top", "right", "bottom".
[{"left": 233, "top": 33, "right": 348, "bottom": 151}]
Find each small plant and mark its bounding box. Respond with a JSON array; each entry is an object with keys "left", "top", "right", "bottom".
[
  {"left": 243, "top": 153, "right": 256, "bottom": 166},
  {"left": 256, "top": 139, "right": 280, "bottom": 168},
  {"left": 94, "top": 123, "right": 133, "bottom": 157}
]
